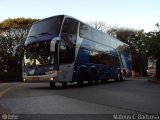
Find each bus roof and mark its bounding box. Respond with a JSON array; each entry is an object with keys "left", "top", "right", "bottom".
[{"left": 33, "top": 14, "right": 129, "bottom": 48}]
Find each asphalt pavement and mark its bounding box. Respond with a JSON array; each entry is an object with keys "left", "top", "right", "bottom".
[{"left": 0, "top": 77, "right": 160, "bottom": 119}]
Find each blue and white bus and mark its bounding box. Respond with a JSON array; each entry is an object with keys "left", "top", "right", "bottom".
[{"left": 13, "top": 15, "right": 132, "bottom": 87}]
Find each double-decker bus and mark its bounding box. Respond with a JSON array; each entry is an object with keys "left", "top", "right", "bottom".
[{"left": 13, "top": 15, "right": 132, "bottom": 87}]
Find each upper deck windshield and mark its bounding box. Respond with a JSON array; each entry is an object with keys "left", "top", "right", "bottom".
[{"left": 28, "top": 16, "right": 63, "bottom": 37}]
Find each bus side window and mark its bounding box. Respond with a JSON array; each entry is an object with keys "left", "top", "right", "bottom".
[
  {"left": 59, "top": 41, "right": 75, "bottom": 64},
  {"left": 59, "top": 42, "right": 67, "bottom": 64},
  {"left": 79, "top": 23, "right": 92, "bottom": 40},
  {"left": 116, "top": 56, "right": 120, "bottom": 67},
  {"left": 62, "top": 18, "right": 78, "bottom": 35}
]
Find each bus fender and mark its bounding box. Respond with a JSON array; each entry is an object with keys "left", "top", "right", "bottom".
[
  {"left": 88, "top": 67, "right": 97, "bottom": 83},
  {"left": 88, "top": 66, "right": 97, "bottom": 76},
  {"left": 76, "top": 65, "right": 88, "bottom": 81}
]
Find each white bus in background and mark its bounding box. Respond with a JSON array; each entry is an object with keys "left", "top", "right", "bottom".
[{"left": 147, "top": 57, "right": 156, "bottom": 76}]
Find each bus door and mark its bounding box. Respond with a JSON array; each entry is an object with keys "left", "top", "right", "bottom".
[
  {"left": 58, "top": 40, "right": 75, "bottom": 82},
  {"left": 57, "top": 17, "right": 78, "bottom": 82}
]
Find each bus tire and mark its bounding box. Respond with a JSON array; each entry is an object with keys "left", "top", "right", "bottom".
[
  {"left": 62, "top": 82, "right": 67, "bottom": 87},
  {"left": 115, "top": 73, "right": 120, "bottom": 82},
  {"left": 77, "top": 70, "right": 85, "bottom": 87},
  {"left": 118, "top": 71, "right": 124, "bottom": 81},
  {"left": 50, "top": 82, "right": 55, "bottom": 88},
  {"left": 116, "top": 68, "right": 125, "bottom": 82},
  {"left": 93, "top": 72, "right": 98, "bottom": 84},
  {"left": 101, "top": 79, "right": 108, "bottom": 83},
  {"left": 115, "top": 70, "right": 121, "bottom": 82},
  {"left": 122, "top": 70, "right": 126, "bottom": 81},
  {"left": 88, "top": 71, "right": 96, "bottom": 86}
]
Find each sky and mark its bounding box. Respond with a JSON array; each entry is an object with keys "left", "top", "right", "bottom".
[{"left": 0, "top": 0, "right": 160, "bottom": 32}]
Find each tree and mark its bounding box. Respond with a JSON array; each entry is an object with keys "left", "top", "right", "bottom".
[
  {"left": 144, "top": 22, "right": 160, "bottom": 79},
  {"left": 0, "top": 18, "right": 38, "bottom": 81},
  {"left": 89, "top": 21, "right": 110, "bottom": 33},
  {"left": 145, "top": 30, "right": 160, "bottom": 58}
]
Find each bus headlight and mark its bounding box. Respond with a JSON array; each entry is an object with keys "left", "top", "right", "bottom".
[{"left": 50, "top": 77, "right": 54, "bottom": 81}]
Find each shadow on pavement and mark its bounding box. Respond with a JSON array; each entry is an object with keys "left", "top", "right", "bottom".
[{"left": 29, "top": 79, "right": 129, "bottom": 90}]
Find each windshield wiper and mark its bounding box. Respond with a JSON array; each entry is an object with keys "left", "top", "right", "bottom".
[
  {"left": 28, "top": 35, "right": 37, "bottom": 39},
  {"left": 38, "top": 32, "right": 52, "bottom": 36}
]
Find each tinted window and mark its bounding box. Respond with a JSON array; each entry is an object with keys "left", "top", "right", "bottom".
[
  {"left": 102, "top": 33, "right": 107, "bottom": 45},
  {"left": 59, "top": 41, "right": 75, "bottom": 64},
  {"left": 62, "top": 18, "right": 78, "bottom": 35},
  {"left": 79, "top": 23, "right": 92, "bottom": 40},
  {"left": 61, "top": 33, "right": 76, "bottom": 47},
  {"left": 89, "top": 50, "right": 113, "bottom": 65},
  {"left": 59, "top": 42, "right": 67, "bottom": 64},
  {"left": 92, "top": 29, "right": 101, "bottom": 43},
  {"left": 28, "top": 16, "right": 63, "bottom": 36},
  {"left": 116, "top": 42, "right": 130, "bottom": 54},
  {"left": 112, "top": 56, "right": 120, "bottom": 67},
  {"left": 101, "top": 34, "right": 111, "bottom": 46}
]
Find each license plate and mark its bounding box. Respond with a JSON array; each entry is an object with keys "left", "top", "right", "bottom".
[{"left": 32, "top": 77, "right": 39, "bottom": 80}]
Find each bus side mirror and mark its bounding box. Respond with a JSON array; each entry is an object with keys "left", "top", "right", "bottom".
[
  {"left": 50, "top": 37, "right": 60, "bottom": 52},
  {"left": 12, "top": 44, "right": 24, "bottom": 56}
]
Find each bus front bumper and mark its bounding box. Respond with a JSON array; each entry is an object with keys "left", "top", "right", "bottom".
[{"left": 23, "top": 72, "right": 58, "bottom": 83}]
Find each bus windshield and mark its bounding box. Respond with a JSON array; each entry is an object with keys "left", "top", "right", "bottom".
[
  {"left": 28, "top": 16, "right": 63, "bottom": 37},
  {"left": 24, "top": 40, "right": 54, "bottom": 68}
]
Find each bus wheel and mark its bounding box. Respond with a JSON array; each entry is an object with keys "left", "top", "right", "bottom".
[
  {"left": 62, "top": 82, "right": 67, "bottom": 87},
  {"left": 115, "top": 73, "right": 121, "bottom": 82},
  {"left": 88, "top": 71, "right": 95, "bottom": 86},
  {"left": 77, "top": 70, "right": 84, "bottom": 87},
  {"left": 101, "top": 79, "right": 108, "bottom": 83},
  {"left": 50, "top": 82, "right": 55, "bottom": 88},
  {"left": 116, "top": 71, "right": 125, "bottom": 81},
  {"left": 118, "top": 70, "right": 126, "bottom": 81},
  {"left": 93, "top": 72, "right": 98, "bottom": 84},
  {"left": 122, "top": 70, "right": 126, "bottom": 81}
]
